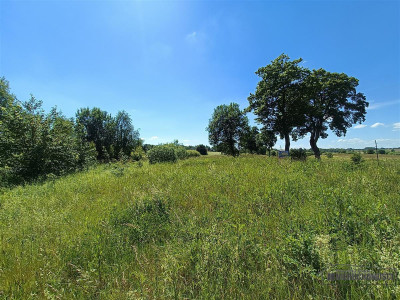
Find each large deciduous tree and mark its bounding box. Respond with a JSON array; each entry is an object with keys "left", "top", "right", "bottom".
[
  {"left": 206, "top": 103, "right": 249, "bottom": 156},
  {"left": 247, "top": 54, "right": 308, "bottom": 151},
  {"left": 294, "top": 69, "right": 368, "bottom": 159}
]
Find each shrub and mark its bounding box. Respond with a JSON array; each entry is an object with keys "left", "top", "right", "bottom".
[
  {"left": 326, "top": 152, "right": 333, "bottom": 158},
  {"left": 271, "top": 150, "right": 277, "bottom": 156},
  {"left": 378, "top": 149, "right": 386, "bottom": 155},
  {"left": 174, "top": 146, "right": 188, "bottom": 160},
  {"left": 187, "top": 150, "right": 201, "bottom": 157},
  {"left": 366, "top": 149, "right": 375, "bottom": 154},
  {"left": 351, "top": 152, "right": 363, "bottom": 164},
  {"left": 290, "top": 148, "right": 307, "bottom": 161},
  {"left": 147, "top": 145, "right": 178, "bottom": 164},
  {"left": 131, "top": 146, "right": 146, "bottom": 161},
  {"left": 196, "top": 144, "right": 208, "bottom": 155}
]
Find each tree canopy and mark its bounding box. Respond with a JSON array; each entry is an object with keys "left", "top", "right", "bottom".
[
  {"left": 206, "top": 103, "right": 249, "bottom": 156},
  {"left": 0, "top": 77, "right": 140, "bottom": 186},
  {"left": 247, "top": 54, "right": 368, "bottom": 158},
  {"left": 247, "top": 54, "right": 308, "bottom": 151},
  {"left": 293, "top": 69, "right": 368, "bottom": 158}
]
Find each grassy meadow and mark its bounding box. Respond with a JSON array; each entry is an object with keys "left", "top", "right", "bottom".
[{"left": 0, "top": 154, "right": 399, "bottom": 299}]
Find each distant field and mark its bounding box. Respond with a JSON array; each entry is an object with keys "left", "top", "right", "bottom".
[
  {"left": 207, "top": 151, "right": 222, "bottom": 156},
  {"left": 0, "top": 155, "right": 399, "bottom": 299}
]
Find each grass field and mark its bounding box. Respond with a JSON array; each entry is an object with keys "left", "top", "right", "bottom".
[{"left": 0, "top": 155, "right": 399, "bottom": 299}]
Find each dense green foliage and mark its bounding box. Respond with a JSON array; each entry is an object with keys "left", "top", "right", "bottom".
[
  {"left": 351, "top": 152, "right": 363, "bottom": 164},
  {"left": 206, "top": 103, "right": 249, "bottom": 156},
  {"left": 147, "top": 145, "right": 178, "bottom": 164},
  {"left": 0, "top": 155, "right": 399, "bottom": 299},
  {"left": 294, "top": 69, "right": 368, "bottom": 158},
  {"left": 246, "top": 54, "right": 368, "bottom": 158},
  {"left": 247, "top": 54, "right": 308, "bottom": 152},
  {"left": 0, "top": 78, "right": 97, "bottom": 185},
  {"left": 290, "top": 148, "right": 308, "bottom": 160},
  {"left": 256, "top": 127, "right": 277, "bottom": 156},
  {"left": 239, "top": 126, "right": 259, "bottom": 154},
  {"left": 76, "top": 108, "right": 140, "bottom": 160},
  {"left": 378, "top": 149, "right": 386, "bottom": 155},
  {"left": 147, "top": 143, "right": 189, "bottom": 164},
  {"left": 187, "top": 150, "right": 201, "bottom": 157},
  {"left": 0, "top": 78, "right": 141, "bottom": 186},
  {"left": 196, "top": 144, "right": 208, "bottom": 155}
]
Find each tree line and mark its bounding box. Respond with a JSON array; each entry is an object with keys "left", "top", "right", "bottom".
[
  {"left": 0, "top": 77, "right": 141, "bottom": 186},
  {"left": 207, "top": 54, "right": 369, "bottom": 158}
]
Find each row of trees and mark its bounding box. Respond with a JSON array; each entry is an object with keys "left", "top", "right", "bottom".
[
  {"left": 207, "top": 54, "right": 369, "bottom": 158},
  {"left": 0, "top": 77, "right": 140, "bottom": 185}
]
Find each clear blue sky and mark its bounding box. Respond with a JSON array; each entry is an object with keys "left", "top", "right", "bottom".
[{"left": 1, "top": 0, "right": 399, "bottom": 148}]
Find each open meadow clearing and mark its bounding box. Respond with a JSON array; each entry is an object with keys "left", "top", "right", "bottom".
[{"left": 0, "top": 155, "right": 399, "bottom": 299}]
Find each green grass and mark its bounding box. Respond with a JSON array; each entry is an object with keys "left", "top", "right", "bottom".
[{"left": 0, "top": 155, "right": 399, "bottom": 299}]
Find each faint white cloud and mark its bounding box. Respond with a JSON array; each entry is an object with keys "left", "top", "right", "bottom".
[
  {"left": 337, "top": 138, "right": 366, "bottom": 143},
  {"left": 354, "top": 124, "right": 367, "bottom": 129},
  {"left": 337, "top": 138, "right": 400, "bottom": 148},
  {"left": 393, "top": 123, "right": 400, "bottom": 131},
  {"left": 185, "top": 30, "right": 208, "bottom": 53},
  {"left": 371, "top": 122, "right": 384, "bottom": 128},
  {"left": 186, "top": 31, "right": 198, "bottom": 43},
  {"left": 367, "top": 100, "right": 400, "bottom": 110},
  {"left": 149, "top": 136, "right": 159, "bottom": 141}
]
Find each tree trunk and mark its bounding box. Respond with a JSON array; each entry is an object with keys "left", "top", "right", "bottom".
[
  {"left": 229, "top": 139, "right": 236, "bottom": 157},
  {"left": 310, "top": 135, "right": 320, "bottom": 159},
  {"left": 284, "top": 133, "right": 290, "bottom": 152}
]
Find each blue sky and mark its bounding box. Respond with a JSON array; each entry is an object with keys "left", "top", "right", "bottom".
[{"left": 1, "top": 0, "right": 399, "bottom": 148}]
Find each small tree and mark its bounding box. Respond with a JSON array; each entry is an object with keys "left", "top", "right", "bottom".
[
  {"left": 256, "top": 128, "right": 277, "bottom": 156},
  {"left": 206, "top": 103, "right": 249, "bottom": 156}
]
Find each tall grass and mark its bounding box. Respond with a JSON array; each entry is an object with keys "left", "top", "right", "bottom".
[{"left": 0, "top": 155, "right": 399, "bottom": 299}]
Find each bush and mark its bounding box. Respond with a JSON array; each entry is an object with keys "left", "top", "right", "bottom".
[
  {"left": 325, "top": 152, "right": 333, "bottom": 158},
  {"left": 174, "top": 146, "right": 188, "bottom": 160},
  {"left": 366, "top": 149, "right": 375, "bottom": 154},
  {"left": 187, "top": 150, "right": 201, "bottom": 157},
  {"left": 196, "top": 144, "right": 208, "bottom": 155},
  {"left": 147, "top": 145, "right": 178, "bottom": 164},
  {"left": 290, "top": 148, "right": 307, "bottom": 161},
  {"left": 378, "top": 149, "right": 386, "bottom": 155},
  {"left": 131, "top": 146, "right": 146, "bottom": 161},
  {"left": 351, "top": 152, "right": 363, "bottom": 164}
]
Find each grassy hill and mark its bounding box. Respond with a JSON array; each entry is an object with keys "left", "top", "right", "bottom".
[{"left": 0, "top": 155, "right": 399, "bottom": 299}]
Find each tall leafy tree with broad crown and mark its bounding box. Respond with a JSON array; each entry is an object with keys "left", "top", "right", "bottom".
[
  {"left": 206, "top": 103, "right": 249, "bottom": 156},
  {"left": 293, "top": 69, "right": 368, "bottom": 158},
  {"left": 247, "top": 54, "right": 308, "bottom": 152}
]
